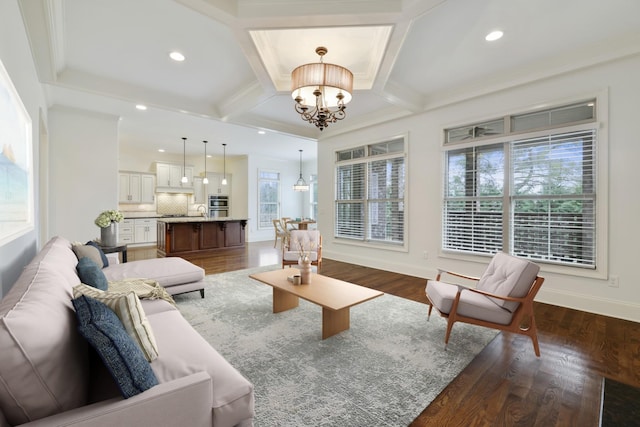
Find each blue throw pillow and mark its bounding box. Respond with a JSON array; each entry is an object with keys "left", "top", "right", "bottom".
[
  {"left": 72, "top": 295, "right": 158, "bottom": 398},
  {"left": 76, "top": 257, "right": 108, "bottom": 291},
  {"left": 86, "top": 241, "right": 109, "bottom": 267}
]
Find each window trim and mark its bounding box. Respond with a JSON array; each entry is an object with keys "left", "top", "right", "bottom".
[
  {"left": 440, "top": 93, "right": 609, "bottom": 280},
  {"left": 334, "top": 134, "right": 409, "bottom": 252}
]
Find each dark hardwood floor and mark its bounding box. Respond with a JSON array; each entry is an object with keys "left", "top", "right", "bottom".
[{"left": 134, "top": 241, "right": 640, "bottom": 426}]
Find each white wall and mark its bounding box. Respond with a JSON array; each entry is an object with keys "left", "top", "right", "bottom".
[
  {"left": 49, "top": 106, "right": 119, "bottom": 242},
  {"left": 319, "top": 54, "right": 640, "bottom": 322},
  {"left": 0, "top": 0, "right": 48, "bottom": 297}
]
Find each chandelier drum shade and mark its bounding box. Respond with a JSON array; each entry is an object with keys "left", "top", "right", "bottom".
[{"left": 291, "top": 46, "right": 353, "bottom": 131}]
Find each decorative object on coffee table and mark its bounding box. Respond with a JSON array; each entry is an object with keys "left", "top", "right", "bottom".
[
  {"left": 94, "top": 209, "right": 123, "bottom": 247},
  {"left": 299, "top": 258, "right": 312, "bottom": 284}
]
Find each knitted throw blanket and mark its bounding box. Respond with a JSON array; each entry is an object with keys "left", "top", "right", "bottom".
[{"left": 107, "top": 278, "right": 176, "bottom": 306}]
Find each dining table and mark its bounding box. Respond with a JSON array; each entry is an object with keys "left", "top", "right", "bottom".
[{"left": 286, "top": 219, "right": 316, "bottom": 230}]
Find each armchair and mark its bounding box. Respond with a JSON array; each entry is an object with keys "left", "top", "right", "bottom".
[
  {"left": 425, "top": 252, "right": 544, "bottom": 356},
  {"left": 282, "top": 230, "right": 322, "bottom": 272}
]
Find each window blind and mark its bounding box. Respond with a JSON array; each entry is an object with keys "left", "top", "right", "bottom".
[
  {"left": 335, "top": 137, "right": 406, "bottom": 245},
  {"left": 511, "top": 130, "right": 596, "bottom": 266},
  {"left": 443, "top": 128, "right": 597, "bottom": 268}
]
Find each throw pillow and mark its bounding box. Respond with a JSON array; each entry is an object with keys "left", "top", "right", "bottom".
[
  {"left": 76, "top": 258, "right": 109, "bottom": 291},
  {"left": 73, "top": 284, "right": 159, "bottom": 361},
  {"left": 72, "top": 295, "right": 158, "bottom": 399},
  {"left": 85, "top": 241, "right": 109, "bottom": 267},
  {"left": 72, "top": 244, "right": 105, "bottom": 268}
]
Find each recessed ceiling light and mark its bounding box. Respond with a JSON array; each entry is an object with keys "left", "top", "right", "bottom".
[
  {"left": 158, "top": 149, "right": 165, "bottom": 153},
  {"left": 258, "top": 130, "right": 266, "bottom": 135},
  {"left": 135, "top": 104, "right": 147, "bottom": 110},
  {"left": 485, "top": 30, "right": 504, "bottom": 41},
  {"left": 169, "top": 51, "right": 185, "bottom": 62}
]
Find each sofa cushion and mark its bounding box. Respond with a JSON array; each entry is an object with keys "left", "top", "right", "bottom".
[
  {"left": 103, "top": 257, "right": 204, "bottom": 288},
  {"left": 77, "top": 257, "right": 109, "bottom": 290},
  {"left": 72, "top": 243, "right": 105, "bottom": 268},
  {"left": 149, "top": 310, "right": 255, "bottom": 426},
  {"left": 0, "top": 258, "right": 89, "bottom": 425},
  {"left": 86, "top": 241, "right": 110, "bottom": 267},
  {"left": 72, "top": 295, "right": 158, "bottom": 399},
  {"left": 73, "top": 284, "right": 159, "bottom": 362}
]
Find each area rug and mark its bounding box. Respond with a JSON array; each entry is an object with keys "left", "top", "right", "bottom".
[{"left": 173, "top": 266, "right": 498, "bottom": 426}]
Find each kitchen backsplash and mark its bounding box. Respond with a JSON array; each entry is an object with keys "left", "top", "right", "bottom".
[{"left": 157, "top": 193, "right": 189, "bottom": 215}]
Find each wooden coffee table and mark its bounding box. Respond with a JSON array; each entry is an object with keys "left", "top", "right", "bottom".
[{"left": 249, "top": 268, "right": 384, "bottom": 339}]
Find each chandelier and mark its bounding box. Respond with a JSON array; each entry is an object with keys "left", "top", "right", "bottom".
[{"left": 291, "top": 46, "right": 353, "bottom": 131}]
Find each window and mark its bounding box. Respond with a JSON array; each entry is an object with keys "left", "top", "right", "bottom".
[
  {"left": 258, "top": 170, "right": 280, "bottom": 229},
  {"left": 310, "top": 174, "right": 318, "bottom": 220},
  {"left": 335, "top": 137, "right": 406, "bottom": 246},
  {"left": 443, "top": 100, "right": 599, "bottom": 269}
]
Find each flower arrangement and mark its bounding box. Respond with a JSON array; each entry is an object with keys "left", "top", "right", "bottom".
[
  {"left": 296, "top": 239, "right": 316, "bottom": 263},
  {"left": 94, "top": 210, "right": 124, "bottom": 228}
]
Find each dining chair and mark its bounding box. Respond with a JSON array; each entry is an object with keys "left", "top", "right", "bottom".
[
  {"left": 281, "top": 217, "right": 296, "bottom": 231},
  {"left": 272, "top": 219, "right": 289, "bottom": 248}
]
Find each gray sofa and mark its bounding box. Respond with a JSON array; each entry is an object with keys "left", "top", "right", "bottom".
[{"left": 0, "top": 236, "right": 254, "bottom": 427}]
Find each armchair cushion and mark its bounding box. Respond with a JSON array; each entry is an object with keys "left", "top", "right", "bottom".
[
  {"left": 425, "top": 281, "right": 513, "bottom": 325},
  {"left": 477, "top": 252, "right": 540, "bottom": 312},
  {"left": 284, "top": 230, "right": 321, "bottom": 261}
]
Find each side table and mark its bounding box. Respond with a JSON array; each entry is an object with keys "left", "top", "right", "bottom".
[{"left": 99, "top": 244, "right": 128, "bottom": 263}]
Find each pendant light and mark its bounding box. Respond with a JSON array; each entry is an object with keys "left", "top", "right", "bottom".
[
  {"left": 202, "top": 140, "right": 209, "bottom": 184},
  {"left": 293, "top": 149, "right": 309, "bottom": 191},
  {"left": 221, "top": 143, "right": 228, "bottom": 185},
  {"left": 181, "top": 137, "right": 188, "bottom": 183}
]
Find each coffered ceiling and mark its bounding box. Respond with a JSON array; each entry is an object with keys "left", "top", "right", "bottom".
[{"left": 18, "top": 0, "right": 640, "bottom": 160}]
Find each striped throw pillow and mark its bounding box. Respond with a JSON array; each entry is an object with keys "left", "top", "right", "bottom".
[{"left": 73, "top": 284, "right": 159, "bottom": 361}]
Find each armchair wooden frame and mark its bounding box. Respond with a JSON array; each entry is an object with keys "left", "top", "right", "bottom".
[
  {"left": 282, "top": 233, "right": 322, "bottom": 272},
  {"left": 427, "top": 269, "right": 545, "bottom": 357}
]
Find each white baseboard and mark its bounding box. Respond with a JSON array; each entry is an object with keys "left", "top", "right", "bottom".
[
  {"left": 536, "top": 288, "right": 640, "bottom": 323},
  {"left": 324, "top": 249, "right": 640, "bottom": 323},
  {"left": 323, "top": 249, "right": 436, "bottom": 281}
]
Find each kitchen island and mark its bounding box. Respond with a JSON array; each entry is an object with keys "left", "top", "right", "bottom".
[{"left": 157, "top": 217, "right": 248, "bottom": 257}]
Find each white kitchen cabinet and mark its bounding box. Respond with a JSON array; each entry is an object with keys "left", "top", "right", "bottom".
[
  {"left": 140, "top": 174, "right": 155, "bottom": 203},
  {"left": 205, "top": 172, "right": 231, "bottom": 196},
  {"left": 119, "top": 172, "right": 155, "bottom": 204},
  {"left": 134, "top": 218, "right": 157, "bottom": 244},
  {"left": 119, "top": 173, "right": 140, "bottom": 203},
  {"left": 156, "top": 162, "right": 193, "bottom": 189},
  {"left": 193, "top": 176, "right": 206, "bottom": 204},
  {"left": 118, "top": 219, "right": 134, "bottom": 244}
]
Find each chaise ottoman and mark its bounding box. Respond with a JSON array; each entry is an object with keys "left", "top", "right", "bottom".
[{"left": 103, "top": 257, "right": 206, "bottom": 297}]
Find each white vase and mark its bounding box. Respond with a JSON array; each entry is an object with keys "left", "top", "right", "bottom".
[
  {"left": 299, "top": 258, "right": 312, "bottom": 284},
  {"left": 100, "top": 223, "right": 117, "bottom": 247}
]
